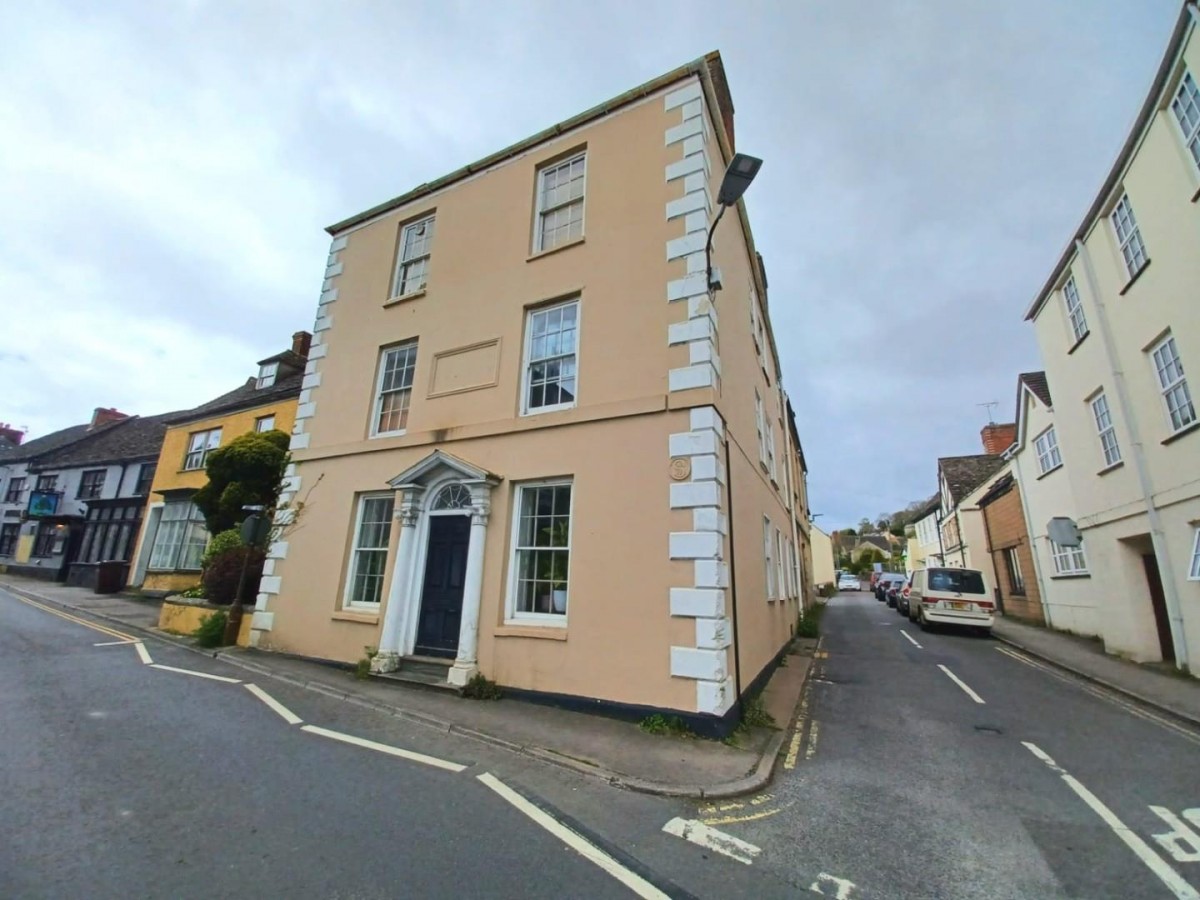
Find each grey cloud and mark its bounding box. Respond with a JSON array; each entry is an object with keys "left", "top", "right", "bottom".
[{"left": 1, "top": 0, "right": 1180, "bottom": 526}]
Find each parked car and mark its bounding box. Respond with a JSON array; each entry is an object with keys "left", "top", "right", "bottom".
[
  {"left": 837, "top": 574, "right": 861, "bottom": 592},
  {"left": 892, "top": 579, "right": 911, "bottom": 615},
  {"left": 874, "top": 572, "right": 906, "bottom": 602},
  {"left": 907, "top": 567, "right": 994, "bottom": 634}
]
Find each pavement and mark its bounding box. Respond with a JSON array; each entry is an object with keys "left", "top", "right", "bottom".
[
  {"left": 992, "top": 613, "right": 1200, "bottom": 727},
  {"left": 0, "top": 574, "right": 812, "bottom": 799}
]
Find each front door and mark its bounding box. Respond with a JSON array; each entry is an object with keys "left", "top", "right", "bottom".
[
  {"left": 416, "top": 515, "right": 470, "bottom": 658},
  {"left": 1142, "top": 553, "right": 1175, "bottom": 663}
]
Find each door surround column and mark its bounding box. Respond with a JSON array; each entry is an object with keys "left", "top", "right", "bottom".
[
  {"left": 448, "top": 484, "right": 490, "bottom": 687},
  {"left": 373, "top": 485, "right": 424, "bottom": 674}
]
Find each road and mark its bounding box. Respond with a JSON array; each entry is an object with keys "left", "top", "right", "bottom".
[{"left": 3, "top": 585, "right": 1199, "bottom": 899}]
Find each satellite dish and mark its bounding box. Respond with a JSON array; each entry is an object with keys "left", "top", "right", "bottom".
[{"left": 1047, "top": 517, "right": 1083, "bottom": 548}]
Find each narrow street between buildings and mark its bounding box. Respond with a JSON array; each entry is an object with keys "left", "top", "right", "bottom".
[{"left": 4, "top": 584, "right": 1200, "bottom": 899}]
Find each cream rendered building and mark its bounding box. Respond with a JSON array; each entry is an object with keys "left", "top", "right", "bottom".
[
  {"left": 253, "top": 53, "right": 809, "bottom": 732},
  {"left": 905, "top": 497, "right": 941, "bottom": 573},
  {"left": 810, "top": 524, "right": 834, "bottom": 591},
  {"left": 1021, "top": 3, "right": 1200, "bottom": 670}
]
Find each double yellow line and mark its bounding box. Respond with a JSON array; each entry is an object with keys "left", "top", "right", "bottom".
[{"left": 8, "top": 591, "right": 137, "bottom": 643}]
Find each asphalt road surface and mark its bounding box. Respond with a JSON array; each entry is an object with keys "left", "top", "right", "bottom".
[{"left": 4, "top": 584, "right": 1199, "bottom": 899}]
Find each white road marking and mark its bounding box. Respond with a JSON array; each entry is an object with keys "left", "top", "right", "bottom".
[
  {"left": 477, "top": 773, "right": 671, "bottom": 898},
  {"left": 133, "top": 642, "right": 153, "bottom": 665},
  {"left": 661, "top": 816, "right": 762, "bottom": 866},
  {"left": 1150, "top": 807, "right": 1200, "bottom": 863},
  {"left": 244, "top": 683, "right": 303, "bottom": 725},
  {"left": 93, "top": 640, "right": 136, "bottom": 647},
  {"left": 302, "top": 724, "right": 465, "bottom": 773},
  {"left": 937, "top": 664, "right": 985, "bottom": 704},
  {"left": 997, "top": 647, "right": 1200, "bottom": 747},
  {"left": 809, "top": 871, "right": 858, "bottom": 897},
  {"left": 899, "top": 630, "right": 923, "bottom": 649},
  {"left": 149, "top": 663, "right": 240, "bottom": 683},
  {"left": 1023, "top": 742, "right": 1200, "bottom": 900}
]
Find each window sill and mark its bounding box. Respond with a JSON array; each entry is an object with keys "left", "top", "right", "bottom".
[
  {"left": 1050, "top": 572, "right": 1091, "bottom": 580},
  {"left": 1162, "top": 419, "right": 1200, "bottom": 445},
  {"left": 1035, "top": 463, "right": 1064, "bottom": 481},
  {"left": 1067, "top": 331, "right": 1091, "bottom": 355},
  {"left": 1096, "top": 460, "right": 1125, "bottom": 476},
  {"left": 1118, "top": 259, "right": 1151, "bottom": 295},
  {"left": 332, "top": 610, "right": 380, "bottom": 625},
  {"left": 527, "top": 236, "right": 585, "bottom": 262},
  {"left": 369, "top": 429, "right": 409, "bottom": 441},
  {"left": 494, "top": 625, "right": 568, "bottom": 641},
  {"left": 520, "top": 403, "right": 577, "bottom": 419},
  {"left": 383, "top": 288, "right": 426, "bottom": 307}
]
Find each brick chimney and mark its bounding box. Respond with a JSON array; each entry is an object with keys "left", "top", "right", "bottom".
[
  {"left": 90, "top": 407, "right": 129, "bottom": 430},
  {"left": 292, "top": 331, "right": 312, "bottom": 360},
  {"left": 0, "top": 423, "right": 24, "bottom": 446},
  {"left": 981, "top": 422, "right": 1017, "bottom": 455}
]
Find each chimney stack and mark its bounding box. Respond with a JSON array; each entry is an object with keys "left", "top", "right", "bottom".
[
  {"left": 981, "top": 422, "right": 1017, "bottom": 456},
  {"left": 292, "top": 331, "right": 312, "bottom": 360},
  {"left": 90, "top": 408, "right": 129, "bottom": 431},
  {"left": 0, "top": 423, "right": 24, "bottom": 446}
]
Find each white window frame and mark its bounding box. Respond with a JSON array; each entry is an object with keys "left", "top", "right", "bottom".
[
  {"left": 392, "top": 214, "right": 436, "bottom": 298},
  {"left": 1034, "top": 426, "right": 1062, "bottom": 475},
  {"left": 521, "top": 299, "right": 579, "bottom": 416},
  {"left": 1004, "top": 547, "right": 1026, "bottom": 595},
  {"left": 1170, "top": 69, "right": 1200, "bottom": 174},
  {"left": 256, "top": 362, "right": 278, "bottom": 389},
  {"left": 766, "top": 421, "right": 778, "bottom": 483},
  {"left": 1090, "top": 392, "right": 1122, "bottom": 468},
  {"left": 533, "top": 152, "right": 586, "bottom": 253},
  {"left": 754, "top": 390, "right": 767, "bottom": 468},
  {"left": 371, "top": 341, "right": 419, "bottom": 438},
  {"left": 1150, "top": 335, "right": 1196, "bottom": 434},
  {"left": 342, "top": 493, "right": 395, "bottom": 609},
  {"left": 148, "top": 501, "right": 208, "bottom": 571},
  {"left": 255, "top": 415, "right": 276, "bottom": 433},
  {"left": 505, "top": 479, "right": 574, "bottom": 626},
  {"left": 1189, "top": 528, "right": 1200, "bottom": 581},
  {"left": 1063, "top": 276, "right": 1088, "bottom": 344},
  {"left": 775, "top": 528, "right": 786, "bottom": 603},
  {"left": 763, "top": 517, "right": 775, "bottom": 601},
  {"left": 183, "top": 428, "right": 222, "bottom": 471},
  {"left": 1049, "top": 538, "right": 1088, "bottom": 576},
  {"left": 1110, "top": 194, "right": 1148, "bottom": 280}
]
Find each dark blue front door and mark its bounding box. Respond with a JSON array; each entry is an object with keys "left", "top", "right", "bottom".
[{"left": 416, "top": 515, "right": 469, "bottom": 657}]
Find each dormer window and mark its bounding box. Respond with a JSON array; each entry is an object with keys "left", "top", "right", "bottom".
[{"left": 256, "top": 362, "right": 278, "bottom": 389}]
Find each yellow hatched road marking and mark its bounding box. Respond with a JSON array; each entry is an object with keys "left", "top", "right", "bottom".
[{"left": 700, "top": 806, "right": 785, "bottom": 826}]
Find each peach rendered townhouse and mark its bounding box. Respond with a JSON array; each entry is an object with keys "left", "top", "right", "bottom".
[{"left": 248, "top": 53, "right": 811, "bottom": 734}]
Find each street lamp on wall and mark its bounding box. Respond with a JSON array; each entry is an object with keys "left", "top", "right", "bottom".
[{"left": 705, "top": 152, "right": 763, "bottom": 295}]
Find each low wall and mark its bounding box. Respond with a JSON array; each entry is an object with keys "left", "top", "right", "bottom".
[{"left": 159, "top": 598, "right": 253, "bottom": 647}]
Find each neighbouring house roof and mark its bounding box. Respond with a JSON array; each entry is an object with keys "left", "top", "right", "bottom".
[
  {"left": 857, "top": 534, "right": 892, "bottom": 553},
  {"left": 171, "top": 370, "right": 304, "bottom": 426},
  {"left": 913, "top": 495, "right": 941, "bottom": 522},
  {"left": 29, "top": 412, "right": 187, "bottom": 470},
  {"left": 327, "top": 52, "right": 734, "bottom": 235},
  {"left": 939, "top": 454, "right": 1007, "bottom": 507},
  {"left": 1024, "top": 4, "right": 1195, "bottom": 321},
  {"left": 978, "top": 472, "right": 1017, "bottom": 509},
  {"left": 0, "top": 423, "right": 96, "bottom": 465},
  {"left": 1019, "top": 371, "right": 1052, "bottom": 409}
]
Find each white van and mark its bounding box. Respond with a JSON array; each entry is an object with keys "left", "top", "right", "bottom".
[{"left": 906, "top": 567, "right": 994, "bottom": 634}]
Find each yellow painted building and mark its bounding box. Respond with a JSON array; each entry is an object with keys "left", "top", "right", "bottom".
[{"left": 129, "top": 333, "right": 310, "bottom": 594}]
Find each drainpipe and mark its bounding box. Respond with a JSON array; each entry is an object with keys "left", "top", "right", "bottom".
[{"left": 1075, "top": 238, "right": 1188, "bottom": 669}]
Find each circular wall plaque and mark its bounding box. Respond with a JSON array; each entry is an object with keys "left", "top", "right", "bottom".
[{"left": 669, "top": 457, "right": 692, "bottom": 481}]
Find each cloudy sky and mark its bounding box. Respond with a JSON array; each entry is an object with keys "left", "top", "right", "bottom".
[{"left": 1, "top": 0, "right": 1181, "bottom": 526}]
